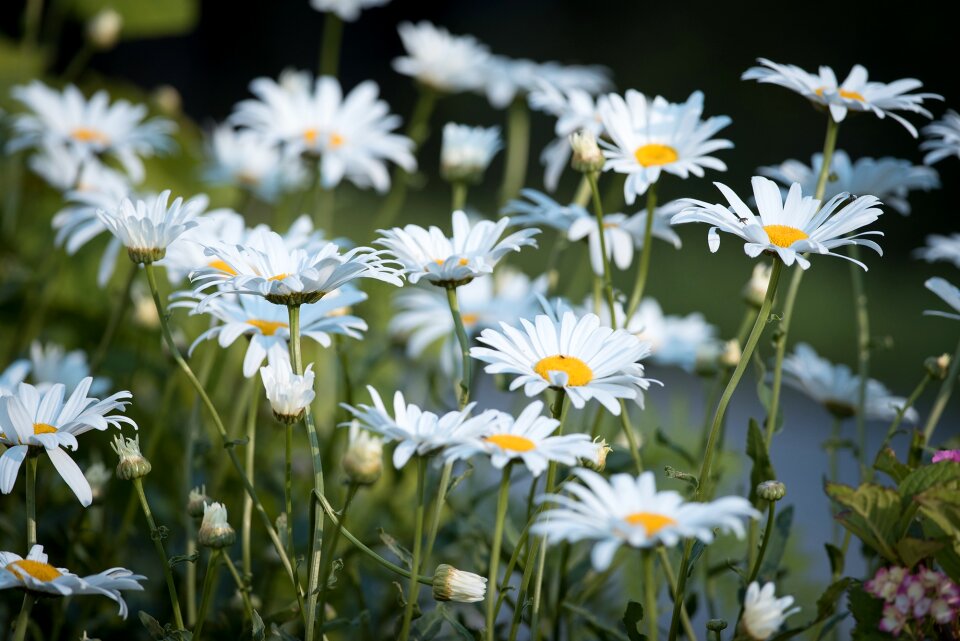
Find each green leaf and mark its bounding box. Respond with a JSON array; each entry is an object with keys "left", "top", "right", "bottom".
[
  {"left": 848, "top": 584, "right": 892, "bottom": 641},
  {"left": 825, "top": 482, "right": 901, "bottom": 562},
  {"left": 326, "top": 558, "right": 344, "bottom": 589},
  {"left": 438, "top": 604, "right": 477, "bottom": 641},
  {"left": 898, "top": 461, "right": 960, "bottom": 504},
  {"left": 825, "top": 543, "right": 845, "bottom": 578},
  {"left": 69, "top": 0, "right": 200, "bottom": 39},
  {"left": 564, "top": 602, "right": 631, "bottom": 641},
  {"left": 139, "top": 611, "right": 166, "bottom": 640},
  {"left": 759, "top": 505, "right": 794, "bottom": 580},
  {"left": 168, "top": 552, "right": 199, "bottom": 568},
  {"left": 252, "top": 611, "right": 265, "bottom": 641},
  {"left": 872, "top": 448, "right": 911, "bottom": 484},
  {"left": 655, "top": 428, "right": 695, "bottom": 466},
  {"left": 770, "top": 578, "right": 853, "bottom": 641},
  {"left": 379, "top": 529, "right": 413, "bottom": 569},
  {"left": 411, "top": 608, "right": 444, "bottom": 641},
  {"left": 894, "top": 537, "right": 944, "bottom": 569},
  {"left": 621, "top": 601, "right": 648, "bottom": 641},
  {"left": 663, "top": 465, "right": 698, "bottom": 489},
  {"left": 746, "top": 419, "right": 777, "bottom": 504},
  {"left": 914, "top": 484, "right": 960, "bottom": 581}
]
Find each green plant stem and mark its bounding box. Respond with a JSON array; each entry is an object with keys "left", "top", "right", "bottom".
[
  {"left": 11, "top": 594, "right": 35, "bottom": 641},
  {"left": 90, "top": 262, "right": 137, "bottom": 371},
  {"left": 494, "top": 522, "right": 531, "bottom": 616},
  {"left": 508, "top": 536, "right": 542, "bottom": 641},
  {"left": 21, "top": 0, "right": 43, "bottom": 50},
  {"left": 25, "top": 457, "right": 37, "bottom": 549},
  {"left": 656, "top": 548, "right": 698, "bottom": 641},
  {"left": 746, "top": 501, "right": 776, "bottom": 584},
  {"left": 316, "top": 185, "right": 336, "bottom": 234},
  {"left": 848, "top": 245, "right": 871, "bottom": 479},
  {"left": 922, "top": 336, "right": 960, "bottom": 445},
  {"left": 133, "top": 478, "right": 185, "bottom": 630},
  {"left": 399, "top": 457, "right": 428, "bottom": 641},
  {"left": 242, "top": 389, "right": 260, "bottom": 590},
  {"left": 318, "top": 12, "right": 343, "bottom": 77},
  {"left": 62, "top": 41, "right": 95, "bottom": 82},
  {"left": 874, "top": 374, "right": 933, "bottom": 470},
  {"left": 285, "top": 423, "right": 295, "bottom": 560},
  {"left": 223, "top": 553, "right": 254, "bottom": 621},
  {"left": 143, "top": 263, "right": 303, "bottom": 612},
  {"left": 668, "top": 259, "right": 782, "bottom": 641},
  {"left": 586, "top": 172, "right": 618, "bottom": 325},
  {"left": 318, "top": 484, "right": 358, "bottom": 630},
  {"left": 619, "top": 400, "right": 644, "bottom": 474},
  {"left": 446, "top": 285, "right": 472, "bottom": 408},
  {"left": 423, "top": 460, "right": 454, "bottom": 567},
  {"left": 499, "top": 96, "right": 531, "bottom": 206},
  {"left": 828, "top": 416, "right": 843, "bottom": 543},
  {"left": 643, "top": 550, "right": 658, "bottom": 641},
  {"left": 194, "top": 549, "right": 222, "bottom": 640},
  {"left": 451, "top": 181, "right": 468, "bottom": 211},
  {"left": 487, "top": 465, "right": 513, "bottom": 641},
  {"left": 626, "top": 182, "right": 659, "bottom": 319}
]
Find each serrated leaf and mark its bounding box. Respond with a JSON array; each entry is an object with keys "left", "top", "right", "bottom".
[
  {"left": 759, "top": 505, "right": 794, "bottom": 580},
  {"left": 655, "top": 428, "right": 695, "bottom": 466},
  {"left": 622, "top": 601, "right": 648, "bottom": 641},
  {"left": 825, "top": 543, "right": 845, "bottom": 577},
  {"left": 747, "top": 419, "right": 777, "bottom": 504},
  {"left": 252, "top": 611, "right": 265, "bottom": 641},
  {"left": 138, "top": 611, "right": 166, "bottom": 640},
  {"left": 895, "top": 537, "right": 944, "bottom": 568},
  {"left": 380, "top": 529, "right": 413, "bottom": 569},
  {"left": 873, "top": 448, "right": 911, "bottom": 484},
  {"left": 825, "top": 482, "right": 901, "bottom": 562},
  {"left": 898, "top": 461, "right": 960, "bottom": 503}
]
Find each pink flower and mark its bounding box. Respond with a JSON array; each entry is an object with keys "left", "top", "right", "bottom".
[
  {"left": 932, "top": 449, "right": 960, "bottom": 463},
  {"left": 880, "top": 603, "right": 907, "bottom": 636}
]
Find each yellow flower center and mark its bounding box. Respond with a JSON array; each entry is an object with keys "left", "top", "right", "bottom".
[
  {"left": 208, "top": 259, "right": 237, "bottom": 275},
  {"left": 484, "top": 434, "right": 536, "bottom": 452},
  {"left": 815, "top": 87, "right": 865, "bottom": 102},
  {"left": 432, "top": 258, "right": 470, "bottom": 267},
  {"left": 268, "top": 273, "right": 289, "bottom": 282},
  {"left": 303, "top": 128, "right": 318, "bottom": 144},
  {"left": 6, "top": 559, "right": 63, "bottom": 582},
  {"left": 763, "top": 225, "right": 809, "bottom": 248},
  {"left": 329, "top": 132, "right": 345, "bottom": 148},
  {"left": 33, "top": 423, "right": 57, "bottom": 435},
  {"left": 633, "top": 144, "right": 678, "bottom": 167},
  {"left": 246, "top": 320, "right": 288, "bottom": 336},
  {"left": 534, "top": 355, "right": 593, "bottom": 387},
  {"left": 71, "top": 127, "right": 109, "bottom": 144},
  {"left": 461, "top": 313, "right": 479, "bottom": 326},
  {"left": 624, "top": 512, "right": 677, "bottom": 535}
]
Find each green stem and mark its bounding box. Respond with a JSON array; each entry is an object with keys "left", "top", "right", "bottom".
[
  {"left": 399, "top": 457, "right": 428, "bottom": 641},
  {"left": 223, "top": 553, "right": 254, "bottom": 621},
  {"left": 90, "top": 262, "right": 137, "bottom": 371},
  {"left": 318, "top": 12, "right": 343, "bottom": 77},
  {"left": 316, "top": 185, "right": 336, "bottom": 234},
  {"left": 494, "top": 521, "right": 532, "bottom": 617},
  {"left": 922, "top": 336, "right": 960, "bottom": 445},
  {"left": 626, "top": 182, "right": 659, "bottom": 319},
  {"left": 487, "top": 465, "right": 513, "bottom": 641},
  {"left": 656, "top": 548, "right": 698, "bottom": 641},
  {"left": 451, "top": 181, "right": 468, "bottom": 211},
  {"left": 133, "top": 478, "right": 185, "bottom": 630},
  {"left": 285, "top": 423, "right": 295, "bottom": 560},
  {"left": 643, "top": 550, "right": 658, "bottom": 641},
  {"left": 21, "top": 0, "right": 44, "bottom": 50},
  {"left": 849, "top": 245, "right": 871, "bottom": 480},
  {"left": 446, "top": 285, "right": 472, "bottom": 408},
  {"left": 873, "top": 374, "right": 932, "bottom": 473},
  {"left": 423, "top": 460, "right": 454, "bottom": 567},
  {"left": 318, "top": 484, "right": 358, "bottom": 630},
  {"left": 193, "top": 549, "right": 222, "bottom": 640},
  {"left": 242, "top": 389, "right": 259, "bottom": 589},
  {"left": 619, "top": 400, "right": 644, "bottom": 474},
  {"left": 11, "top": 594, "right": 35, "bottom": 641},
  {"left": 586, "top": 172, "right": 618, "bottom": 326},
  {"left": 814, "top": 118, "right": 840, "bottom": 200},
  {"left": 668, "top": 259, "right": 782, "bottom": 641},
  {"left": 746, "top": 501, "right": 776, "bottom": 584},
  {"left": 499, "top": 96, "right": 531, "bottom": 206},
  {"left": 62, "top": 41, "right": 95, "bottom": 83},
  {"left": 26, "top": 457, "right": 37, "bottom": 549},
  {"left": 828, "top": 416, "right": 842, "bottom": 544}
]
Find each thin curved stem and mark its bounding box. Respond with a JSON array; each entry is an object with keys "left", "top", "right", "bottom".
[
  {"left": 11, "top": 594, "right": 35, "bottom": 641},
  {"left": 487, "top": 465, "right": 513, "bottom": 641},
  {"left": 318, "top": 12, "right": 343, "bottom": 77},
  {"left": 619, "top": 400, "right": 644, "bottom": 474},
  {"left": 446, "top": 285, "right": 472, "bottom": 408},
  {"left": 242, "top": 389, "right": 259, "bottom": 590},
  {"left": 499, "top": 97, "right": 531, "bottom": 206},
  {"left": 746, "top": 501, "right": 776, "bottom": 585},
  {"left": 90, "top": 262, "right": 137, "bottom": 371},
  {"left": 451, "top": 181, "right": 468, "bottom": 212},
  {"left": 586, "top": 172, "right": 617, "bottom": 325},
  {"left": 849, "top": 245, "right": 871, "bottom": 479},
  {"left": 133, "top": 478, "right": 185, "bottom": 631},
  {"left": 223, "top": 553, "right": 254, "bottom": 621},
  {"left": 193, "top": 549, "right": 222, "bottom": 641},
  {"left": 399, "top": 457, "right": 428, "bottom": 641},
  {"left": 874, "top": 373, "right": 932, "bottom": 473},
  {"left": 643, "top": 550, "right": 658, "bottom": 641},
  {"left": 285, "top": 423, "right": 295, "bottom": 560},
  {"left": 26, "top": 457, "right": 37, "bottom": 549},
  {"left": 923, "top": 336, "right": 960, "bottom": 445},
  {"left": 423, "top": 460, "right": 454, "bottom": 568},
  {"left": 626, "top": 182, "right": 659, "bottom": 319},
  {"left": 656, "top": 548, "right": 698, "bottom": 641}
]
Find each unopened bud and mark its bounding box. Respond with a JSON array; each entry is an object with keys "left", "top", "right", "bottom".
[
  {"left": 342, "top": 424, "right": 383, "bottom": 486},
  {"left": 743, "top": 263, "right": 773, "bottom": 308},
  {"left": 582, "top": 439, "right": 612, "bottom": 471},
  {"left": 925, "top": 353, "right": 951, "bottom": 380},
  {"left": 198, "top": 502, "right": 236, "bottom": 549},
  {"left": 706, "top": 619, "right": 728, "bottom": 632},
  {"left": 757, "top": 480, "right": 786, "bottom": 502},
  {"left": 720, "top": 339, "right": 742, "bottom": 369},
  {"left": 111, "top": 434, "right": 151, "bottom": 480},
  {"left": 87, "top": 9, "right": 122, "bottom": 50},
  {"left": 261, "top": 360, "right": 315, "bottom": 424},
  {"left": 570, "top": 130, "right": 605, "bottom": 173},
  {"left": 187, "top": 485, "right": 210, "bottom": 519},
  {"left": 84, "top": 462, "right": 112, "bottom": 503},
  {"left": 694, "top": 341, "right": 724, "bottom": 377},
  {"left": 432, "top": 564, "right": 486, "bottom": 603},
  {"left": 151, "top": 85, "right": 182, "bottom": 116}
]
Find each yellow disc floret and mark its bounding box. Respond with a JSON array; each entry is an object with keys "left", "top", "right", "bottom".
[
  {"left": 624, "top": 512, "right": 677, "bottom": 535},
  {"left": 246, "top": 320, "right": 288, "bottom": 336},
  {"left": 6, "top": 559, "right": 63, "bottom": 582},
  {"left": 763, "top": 225, "right": 809, "bottom": 248},
  {"left": 484, "top": 434, "right": 536, "bottom": 452},
  {"left": 534, "top": 355, "right": 593, "bottom": 387},
  {"left": 634, "top": 144, "right": 679, "bottom": 167}
]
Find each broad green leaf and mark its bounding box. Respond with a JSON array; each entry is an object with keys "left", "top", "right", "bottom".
[
  {"left": 825, "top": 482, "right": 901, "bottom": 562},
  {"left": 622, "top": 601, "right": 648, "bottom": 641},
  {"left": 847, "top": 584, "right": 892, "bottom": 641},
  {"left": 914, "top": 484, "right": 960, "bottom": 581},
  {"left": 898, "top": 462, "right": 960, "bottom": 504},
  {"left": 873, "top": 448, "right": 911, "bottom": 484},
  {"left": 746, "top": 419, "right": 776, "bottom": 504},
  {"left": 69, "top": 0, "right": 200, "bottom": 39},
  {"left": 759, "top": 505, "right": 794, "bottom": 580},
  {"left": 770, "top": 578, "right": 853, "bottom": 640},
  {"left": 895, "top": 537, "right": 944, "bottom": 569}
]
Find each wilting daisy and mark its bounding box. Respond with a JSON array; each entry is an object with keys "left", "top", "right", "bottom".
[
  {"left": 568, "top": 203, "right": 683, "bottom": 276},
  {"left": 921, "top": 110, "right": 960, "bottom": 165},
  {"left": 502, "top": 189, "right": 589, "bottom": 231},
  {"left": 260, "top": 355, "right": 316, "bottom": 423},
  {"left": 741, "top": 59, "right": 940, "bottom": 136},
  {"left": 392, "top": 21, "right": 491, "bottom": 93},
  {"left": 97, "top": 190, "right": 206, "bottom": 264},
  {"left": 8, "top": 81, "right": 175, "bottom": 182},
  {"left": 205, "top": 125, "right": 307, "bottom": 201},
  {"left": 915, "top": 234, "right": 960, "bottom": 268},
  {"left": 376, "top": 210, "right": 539, "bottom": 287},
  {"left": 529, "top": 84, "right": 604, "bottom": 191},
  {"left": 440, "top": 123, "right": 502, "bottom": 183},
  {"left": 781, "top": 343, "right": 918, "bottom": 422},
  {"left": 25, "top": 341, "right": 110, "bottom": 396},
  {"left": 0, "top": 378, "right": 136, "bottom": 506},
  {"left": 309, "top": 0, "right": 389, "bottom": 21},
  {"left": 532, "top": 469, "right": 759, "bottom": 570},
  {"left": 444, "top": 401, "right": 594, "bottom": 477},
  {"left": 740, "top": 582, "right": 801, "bottom": 640},
  {"left": 599, "top": 90, "right": 733, "bottom": 204},
  {"left": 925, "top": 277, "right": 960, "bottom": 321},
  {"left": 672, "top": 176, "right": 883, "bottom": 270},
  {"left": 760, "top": 150, "right": 938, "bottom": 216},
  {"left": 0, "top": 545, "right": 145, "bottom": 618},
  {"left": 470, "top": 311, "right": 656, "bottom": 414},
  {"left": 342, "top": 386, "right": 502, "bottom": 468},
  {"left": 175, "top": 288, "right": 366, "bottom": 376},
  {"left": 191, "top": 231, "right": 402, "bottom": 306}
]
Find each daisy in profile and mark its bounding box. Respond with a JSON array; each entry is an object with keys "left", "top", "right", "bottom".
[
  {"left": 502, "top": 189, "right": 589, "bottom": 231},
  {"left": 568, "top": 203, "right": 683, "bottom": 276},
  {"left": 741, "top": 59, "right": 940, "bottom": 136},
  {"left": 309, "top": 0, "right": 389, "bottom": 21},
  {"left": 8, "top": 81, "right": 175, "bottom": 182},
  {"left": 376, "top": 210, "right": 539, "bottom": 287},
  {"left": 478, "top": 56, "right": 611, "bottom": 110},
  {"left": 440, "top": 123, "right": 502, "bottom": 184},
  {"left": 672, "top": 176, "right": 883, "bottom": 270},
  {"left": 191, "top": 231, "right": 402, "bottom": 306},
  {"left": 97, "top": 190, "right": 207, "bottom": 264},
  {"left": 174, "top": 288, "right": 366, "bottom": 377},
  {"left": 205, "top": 125, "right": 307, "bottom": 201},
  {"left": 740, "top": 582, "right": 801, "bottom": 640},
  {"left": 531, "top": 468, "right": 759, "bottom": 570},
  {"left": 392, "top": 21, "right": 491, "bottom": 93},
  {"left": 0, "top": 378, "right": 136, "bottom": 506},
  {"left": 260, "top": 355, "right": 316, "bottom": 424},
  {"left": 781, "top": 343, "right": 918, "bottom": 422},
  {"left": 915, "top": 234, "right": 960, "bottom": 269},
  {"left": 25, "top": 341, "right": 110, "bottom": 396},
  {"left": 470, "top": 311, "right": 656, "bottom": 414},
  {"left": 921, "top": 110, "right": 960, "bottom": 165},
  {"left": 342, "top": 386, "right": 502, "bottom": 468},
  {"left": 629, "top": 299, "right": 719, "bottom": 373},
  {"left": 760, "top": 150, "right": 939, "bottom": 215},
  {"left": 925, "top": 277, "right": 960, "bottom": 321},
  {"left": 528, "top": 84, "right": 604, "bottom": 191},
  {"left": 444, "top": 401, "right": 594, "bottom": 477},
  {"left": 599, "top": 90, "right": 733, "bottom": 204},
  {"left": 0, "top": 545, "right": 145, "bottom": 618}
]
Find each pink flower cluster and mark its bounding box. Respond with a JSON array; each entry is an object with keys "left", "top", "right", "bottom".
[
  {"left": 931, "top": 449, "right": 960, "bottom": 463},
  {"left": 865, "top": 566, "right": 960, "bottom": 637}
]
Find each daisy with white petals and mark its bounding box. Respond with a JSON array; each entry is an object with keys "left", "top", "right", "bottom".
[
  {"left": 742, "top": 59, "right": 940, "bottom": 136},
  {"left": 532, "top": 469, "right": 759, "bottom": 570},
  {"left": 97, "top": 190, "right": 206, "bottom": 264},
  {"left": 629, "top": 299, "right": 719, "bottom": 373},
  {"left": 393, "top": 21, "right": 491, "bottom": 93},
  {"left": 925, "top": 277, "right": 960, "bottom": 321},
  {"left": 502, "top": 189, "right": 589, "bottom": 231},
  {"left": 440, "top": 123, "right": 502, "bottom": 183},
  {"left": 915, "top": 234, "right": 960, "bottom": 269},
  {"left": 26, "top": 341, "right": 110, "bottom": 396},
  {"left": 309, "top": 0, "right": 388, "bottom": 21},
  {"left": 0, "top": 362, "right": 30, "bottom": 397},
  {"left": 740, "top": 581, "right": 801, "bottom": 640},
  {"left": 672, "top": 176, "right": 883, "bottom": 270},
  {"left": 260, "top": 356, "right": 316, "bottom": 423},
  {"left": 921, "top": 110, "right": 960, "bottom": 165},
  {"left": 470, "top": 311, "right": 656, "bottom": 414},
  {"left": 205, "top": 125, "right": 307, "bottom": 201},
  {"left": 568, "top": 204, "right": 683, "bottom": 276},
  {"left": 0, "top": 545, "right": 145, "bottom": 618},
  {"left": 528, "top": 84, "right": 604, "bottom": 191}
]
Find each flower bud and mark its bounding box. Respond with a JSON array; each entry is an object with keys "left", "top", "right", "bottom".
[
  {"left": 743, "top": 263, "right": 773, "bottom": 308},
  {"left": 127, "top": 247, "right": 166, "bottom": 265},
  {"left": 111, "top": 435, "right": 152, "bottom": 480},
  {"left": 694, "top": 341, "right": 724, "bottom": 377},
  {"left": 925, "top": 353, "right": 951, "bottom": 380},
  {"left": 87, "top": 9, "right": 122, "bottom": 50},
  {"left": 757, "top": 480, "right": 786, "bottom": 502},
  {"left": 260, "top": 359, "right": 315, "bottom": 424},
  {"left": 719, "top": 339, "right": 742, "bottom": 369},
  {"left": 432, "top": 564, "right": 486, "bottom": 603},
  {"left": 582, "top": 439, "right": 612, "bottom": 471},
  {"left": 706, "top": 619, "right": 728, "bottom": 632},
  {"left": 198, "top": 502, "right": 236, "bottom": 549},
  {"left": 342, "top": 423, "right": 383, "bottom": 486},
  {"left": 187, "top": 485, "right": 210, "bottom": 519},
  {"left": 569, "top": 130, "right": 605, "bottom": 173},
  {"left": 84, "top": 462, "right": 112, "bottom": 503},
  {"left": 151, "top": 85, "right": 182, "bottom": 116}
]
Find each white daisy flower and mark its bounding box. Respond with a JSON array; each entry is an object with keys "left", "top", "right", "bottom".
[
  {"left": 630, "top": 299, "right": 719, "bottom": 373},
  {"left": 915, "top": 234, "right": 960, "bottom": 269},
  {"left": 537, "top": 62, "right": 612, "bottom": 97},
  {"left": 8, "top": 81, "right": 175, "bottom": 182},
  {"left": 440, "top": 123, "right": 502, "bottom": 183},
  {"left": 599, "top": 90, "right": 733, "bottom": 204},
  {"left": 309, "top": 0, "right": 389, "bottom": 21},
  {"left": 781, "top": 343, "right": 918, "bottom": 422},
  {"left": 205, "top": 125, "right": 308, "bottom": 201},
  {"left": 759, "top": 150, "right": 939, "bottom": 216},
  {"left": 0, "top": 361, "right": 30, "bottom": 397},
  {"left": 97, "top": 190, "right": 206, "bottom": 264},
  {"left": 740, "top": 581, "right": 801, "bottom": 640},
  {"left": 741, "top": 59, "right": 940, "bottom": 137},
  {"left": 260, "top": 355, "right": 316, "bottom": 423},
  {"left": 478, "top": 56, "right": 611, "bottom": 110},
  {"left": 376, "top": 210, "right": 539, "bottom": 287},
  {"left": 921, "top": 110, "right": 960, "bottom": 165},
  {"left": 444, "top": 401, "right": 594, "bottom": 477},
  {"left": 0, "top": 545, "right": 145, "bottom": 618},
  {"left": 26, "top": 341, "right": 110, "bottom": 396},
  {"left": 231, "top": 74, "right": 415, "bottom": 192},
  {"left": 342, "top": 386, "right": 502, "bottom": 469},
  {"left": 671, "top": 176, "right": 884, "bottom": 270},
  {"left": 502, "top": 189, "right": 589, "bottom": 231},
  {"left": 0, "top": 378, "right": 136, "bottom": 506},
  {"left": 925, "top": 277, "right": 960, "bottom": 321},
  {"left": 174, "top": 287, "right": 366, "bottom": 377},
  {"left": 26, "top": 144, "right": 128, "bottom": 194},
  {"left": 191, "top": 231, "right": 402, "bottom": 306},
  {"left": 470, "top": 311, "right": 656, "bottom": 414},
  {"left": 342, "top": 421, "right": 383, "bottom": 485},
  {"left": 528, "top": 84, "right": 603, "bottom": 191},
  {"left": 392, "top": 21, "right": 491, "bottom": 93},
  {"left": 531, "top": 468, "right": 760, "bottom": 571},
  {"left": 432, "top": 564, "right": 487, "bottom": 603}
]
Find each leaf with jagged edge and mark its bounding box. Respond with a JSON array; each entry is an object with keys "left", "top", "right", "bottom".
[
  {"left": 873, "top": 448, "right": 911, "bottom": 484},
  {"left": 898, "top": 462, "right": 960, "bottom": 504},
  {"left": 825, "top": 482, "right": 901, "bottom": 562},
  {"left": 895, "top": 537, "right": 945, "bottom": 569},
  {"left": 914, "top": 483, "right": 960, "bottom": 581}
]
